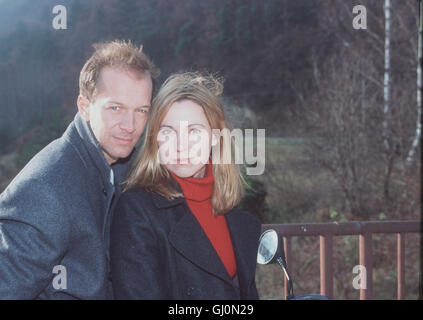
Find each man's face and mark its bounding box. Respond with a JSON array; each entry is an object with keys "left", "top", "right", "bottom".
[{"left": 78, "top": 67, "right": 153, "bottom": 165}]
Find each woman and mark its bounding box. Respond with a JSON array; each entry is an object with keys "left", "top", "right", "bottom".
[{"left": 110, "top": 72, "right": 261, "bottom": 300}]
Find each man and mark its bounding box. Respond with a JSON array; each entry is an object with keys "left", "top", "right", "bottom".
[{"left": 0, "top": 40, "right": 159, "bottom": 299}]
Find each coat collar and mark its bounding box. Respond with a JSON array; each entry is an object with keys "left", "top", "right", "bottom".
[
  {"left": 168, "top": 202, "right": 235, "bottom": 287},
  {"left": 72, "top": 112, "right": 112, "bottom": 187},
  {"left": 157, "top": 189, "right": 258, "bottom": 293},
  {"left": 225, "top": 209, "right": 259, "bottom": 298},
  {"left": 150, "top": 179, "right": 185, "bottom": 209},
  {"left": 66, "top": 112, "right": 134, "bottom": 192},
  {"left": 151, "top": 193, "right": 185, "bottom": 209}
]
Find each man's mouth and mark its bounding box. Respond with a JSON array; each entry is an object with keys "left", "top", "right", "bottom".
[{"left": 114, "top": 136, "right": 133, "bottom": 145}]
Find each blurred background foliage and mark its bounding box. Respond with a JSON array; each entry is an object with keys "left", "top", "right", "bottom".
[{"left": 0, "top": 0, "right": 420, "bottom": 299}]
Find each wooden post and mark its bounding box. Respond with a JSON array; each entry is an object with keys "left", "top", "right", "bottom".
[
  {"left": 320, "top": 234, "right": 334, "bottom": 298},
  {"left": 283, "top": 236, "right": 291, "bottom": 299},
  {"left": 397, "top": 233, "right": 406, "bottom": 299},
  {"left": 359, "top": 233, "right": 373, "bottom": 299}
]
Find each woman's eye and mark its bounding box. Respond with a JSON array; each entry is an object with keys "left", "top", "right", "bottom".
[
  {"left": 110, "top": 106, "right": 120, "bottom": 111},
  {"left": 189, "top": 128, "right": 201, "bottom": 135},
  {"left": 160, "top": 129, "right": 171, "bottom": 135},
  {"left": 137, "top": 108, "right": 148, "bottom": 114}
]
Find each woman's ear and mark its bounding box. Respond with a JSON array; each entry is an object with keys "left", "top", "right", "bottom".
[{"left": 77, "top": 95, "right": 91, "bottom": 122}]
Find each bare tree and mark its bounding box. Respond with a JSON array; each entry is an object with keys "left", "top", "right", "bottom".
[
  {"left": 383, "top": 0, "right": 392, "bottom": 153},
  {"left": 304, "top": 51, "right": 383, "bottom": 219},
  {"left": 295, "top": 0, "right": 419, "bottom": 219},
  {"left": 407, "top": 0, "right": 422, "bottom": 165}
]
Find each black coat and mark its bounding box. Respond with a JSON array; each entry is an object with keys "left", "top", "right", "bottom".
[{"left": 110, "top": 187, "right": 262, "bottom": 300}]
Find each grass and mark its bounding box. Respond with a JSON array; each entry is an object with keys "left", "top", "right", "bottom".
[
  {"left": 252, "top": 137, "right": 340, "bottom": 223},
  {"left": 253, "top": 137, "right": 420, "bottom": 300}
]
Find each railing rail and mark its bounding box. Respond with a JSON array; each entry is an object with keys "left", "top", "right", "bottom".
[{"left": 262, "top": 220, "right": 421, "bottom": 300}]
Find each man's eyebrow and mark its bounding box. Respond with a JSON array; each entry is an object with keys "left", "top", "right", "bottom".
[
  {"left": 108, "top": 101, "right": 150, "bottom": 108},
  {"left": 107, "top": 101, "right": 124, "bottom": 105}
]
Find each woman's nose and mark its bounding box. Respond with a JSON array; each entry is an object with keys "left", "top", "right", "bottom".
[{"left": 176, "top": 131, "right": 189, "bottom": 152}]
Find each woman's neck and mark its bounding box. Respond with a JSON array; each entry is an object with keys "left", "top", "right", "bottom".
[
  {"left": 170, "top": 163, "right": 214, "bottom": 202},
  {"left": 192, "top": 165, "right": 206, "bottom": 178}
]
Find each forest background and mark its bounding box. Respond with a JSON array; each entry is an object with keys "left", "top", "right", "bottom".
[{"left": 0, "top": 0, "right": 420, "bottom": 299}]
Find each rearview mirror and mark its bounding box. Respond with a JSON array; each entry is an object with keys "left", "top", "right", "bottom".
[
  {"left": 257, "top": 228, "right": 330, "bottom": 300},
  {"left": 257, "top": 229, "right": 280, "bottom": 265}
]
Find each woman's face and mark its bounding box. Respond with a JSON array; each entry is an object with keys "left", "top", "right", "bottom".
[{"left": 157, "top": 99, "right": 215, "bottom": 178}]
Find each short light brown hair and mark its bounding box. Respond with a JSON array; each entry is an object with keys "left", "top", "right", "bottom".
[
  {"left": 79, "top": 40, "right": 159, "bottom": 102},
  {"left": 125, "top": 72, "right": 245, "bottom": 216}
]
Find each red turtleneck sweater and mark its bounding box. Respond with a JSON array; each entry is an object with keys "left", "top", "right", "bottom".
[{"left": 171, "top": 164, "right": 237, "bottom": 278}]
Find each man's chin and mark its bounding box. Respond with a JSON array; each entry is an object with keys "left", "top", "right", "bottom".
[
  {"left": 104, "top": 147, "right": 135, "bottom": 164},
  {"left": 114, "top": 149, "right": 134, "bottom": 161}
]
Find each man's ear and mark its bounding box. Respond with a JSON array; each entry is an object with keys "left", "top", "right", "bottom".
[{"left": 77, "top": 95, "right": 91, "bottom": 122}]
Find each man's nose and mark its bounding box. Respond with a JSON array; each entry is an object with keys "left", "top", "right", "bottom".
[{"left": 120, "top": 112, "right": 136, "bottom": 133}]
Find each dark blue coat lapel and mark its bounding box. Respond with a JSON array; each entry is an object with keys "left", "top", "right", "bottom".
[
  {"left": 151, "top": 192, "right": 260, "bottom": 295},
  {"left": 168, "top": 203, "right": 235, "bottom": 287},
  {"left": 225, "top": 209, "right": 260, "bottom": 299}
]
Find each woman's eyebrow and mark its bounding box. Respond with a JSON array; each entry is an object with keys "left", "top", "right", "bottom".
[
  {"left": 188, "top": 123, "right": 206, "bottom": 128},
  {"left": 159, "top": 123, "right": 207, "bottom": 132}
]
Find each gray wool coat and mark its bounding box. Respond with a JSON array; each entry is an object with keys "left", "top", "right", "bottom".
[{"left": 0, "top": 112, "right": 133, "bottom": 299}]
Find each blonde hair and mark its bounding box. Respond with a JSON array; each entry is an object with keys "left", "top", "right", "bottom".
[
  {"left": 79, "top": 40, "right": 159, "bottom": 102},
  {"left": 125, "top": 72, "right": 245, "bottom": 216}
]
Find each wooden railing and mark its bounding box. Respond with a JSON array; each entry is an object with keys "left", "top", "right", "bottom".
[{"left": 262, "top": 220, "right": 421, "bottom": 299}]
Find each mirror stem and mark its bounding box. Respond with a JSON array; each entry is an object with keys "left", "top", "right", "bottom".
[{"left": 276, "top": 257, "right": 295, "bottom": 300}]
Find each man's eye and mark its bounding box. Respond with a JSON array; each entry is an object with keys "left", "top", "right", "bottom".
[
  {"left": 110, "top": 106, "right": 120, "bottom": 111},
  {"left": 137, "top": 108, "right": 148, "bottom": 114}
]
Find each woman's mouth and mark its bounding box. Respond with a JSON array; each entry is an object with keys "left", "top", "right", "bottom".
[{"left": 170, "top": 158, "right": 190, "bottom": 164}]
